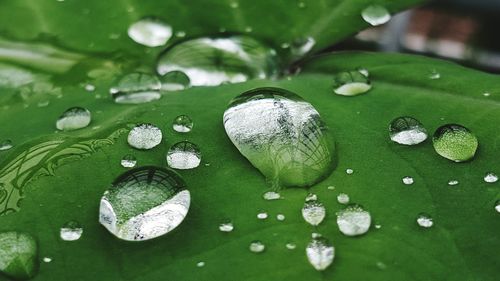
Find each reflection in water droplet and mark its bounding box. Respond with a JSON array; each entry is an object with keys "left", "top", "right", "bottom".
[
  {"left": 333, "top": 71, "right": 371, "bottom": 96},
  {"left": 257, "top": 212, "right": 268, "bottom": 220},
  {"left": 0, "top": 232, "right": 37, "bottom": 280},
  {"left": 389, "top": 116, "right": 428, "bottom": 145},
  {"left": 484, "top": 172, "right": 498, "bottom": 183},
  {"left": 362, "top": 5, "right": 391, "bottom": 26},
  {"left": 447, "top": 180, "right": 459, "bottom": 186},
  {"left": 262, "top": 191, "right": 281, "bottom": 200},
  {"left": 172, "top": 115, "right": 193, "bottom": 133},
  {"left": 99, "top": 166, "right": 190, "bottom": 241},
  {"left": 160, "top": 71, "right": 190, "bottom": 91},
  {"left": 230, "top": 1, "right": 239, "bottom": 8},
  {"left": 223, "top": 87, "right": 335, "bottom": 187},
  {"left": 306, "top": 237, "right": 334, "bottom": 271},
  {"left": 302, "top": 200, "right": 326, "bottom": 226},
  {"left": 416, "top": 213, "right": 433, "bottom": 228},
  {"left": 166, "top": 141, "right": 202, "bottom": 169},
  {"left": 286, "top": 242, "right": 296, "bottom": 250},
  {"left": 337, "top": 193, "right": 350, "bottom": 204},
  {"left": 56, "top": 107, "right": 91, "bottom": 131},
  {"left": 432, "top": 124, "right": 478, "bottom": 162},
  {"left": 128, "top": 18, "right": 172, "bottom": 47},
  {"left": 249, "top": 241, "right": 265, "bottom": 253},
  {"left": 219, "top": 221, "right": 234, "bottom": 232},
  {"left": 0, "top": 140, "right": 13, "bottom": 151},
  {"left": 120, "top": 154, "right": 137, "bottom": 168},
  {"left": 402, "top": 176, "right": 414, "bottom": 185},
  {"left": 60, "top": 220, "right": 83, "bottom": 241},
  {"left": 157, "top": 36, "right": 278, "bottom": 86},
  {"left": 127, "top": 123, "right": 162, "bottom": 150},
  {"left": 110, "top": 73, "right": 161, "bottom": 104},
  {"left": 336, "top": 204, "right": 371, "bottom": 236}
]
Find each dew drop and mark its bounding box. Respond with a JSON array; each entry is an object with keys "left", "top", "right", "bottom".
[
  {"left": 306, "top": 237, "right": 334, "bottom": 271},
  {"left": 416, "top": 213, "right": 433, "bottom": 228},
  {"left": 358, "top": 68, "right": 369, "bottom": 77},
  {"left": 60, "top": 221, "right": 83, "bottom": 241},
  {"left": 257, "top": 212, "right": 268, "bottom": 220},
  {"left": 262, "top": 191, "right": 281, "bottom": 200},
  {"left": 337, "top": 193, "right": 350, "bottom": 204},
  {"left": 432, "top": 124, "right": 478, "bottom": 162},
  {"left": 286, "top": 242, "right": 296, "bottom": 250},
  {"left": 37, "top": 100, "right": 50, "bottom": 108},
  {"left": 389, "top": 116, "right": 428, "bottom": 145},
  {"left": 166, "top": 141, "right": 202, "bottom": 169},
  {"left": 327, "top": 185, "right": 335, "bottom": 190},
  {"left": 402, "top": 176, "right": 414, "bottom": 185},
  {"left": 172, "top": 115, "right": 193, "bottom": 133},
  {"left": 336, "top": 204, "right": 371, "bottom": 236},
  {"left": 484, "top": 172, "right": 498, "bottom": 183},
  {"left": 99, "top": 166, "right": 190, "bottom": 241},
  {"left": 483, "top": 92, "right": 491, "bottom": 97},
  {"left": 297, "top": 1, "right": 306, "bottom": 8},
  {"left": 447, "top": 180, "right": 459, "bottom": 186},
  {"left": 196, "top": 261, "right": 205, "bottom": 267},
  {"left": 128, "top": 18, "right": 172, "bottom": 47},
  {"left": 219, "top": 221, "right": 234, "bottom": 232},
  {"left": 311, "top": 233, "right": 322, "bottom": 239},
  {"left": 0, "top": 140, "right": 13, "bottom": 151},
  {"left": 305, "top": 193, "right": 317, "bottom": 202},
  {"left": 346, "top": 168, "right": 354, "bottom": 175},
  {"left": 290, "top": 37, "right": 316, "bottom": 57},
  {"left": 55, "top": 107, "right": 91, "bottom": 131},
  {"left": 127, "top": 123, "right": 162, "bottom": 150},
  {"left": 333, "top": 71, "right": 371, "bottom": 96},
  {"left": 110, "top": 72, "right": 161, "bottom": 104},
  {"left": 230, "top": 1, "right": 239, "bottom": 8},
  {"left": 175, "top": 31, "right": 186, "bottom": 38},
  {"left": 276, "top": 214, "right": 286, "bottom": 221},
  {"left": 495, "top": 200, "right": 500, "bottom": 213},
  {"left": 160, "top": 71, "right": 190, "bottom": 91},
  {"left": 429, "top": 70, "right": 441, "bottom": 80},
  {"left": 42, "top": 257, "right": 52, "bottom": 263},
  {"left": 120, "top": 154, "right": 137, "bottom": 168},
  {"left": 0, "top": 232, "right": 38, "bottom": 280},
  {"left": 84, "top": 84, "right": 95, "bottom": 92},
  {"left": 302, "top": 200, "right": 326, "bottom": 226},
  {"left": 361, "top": 5, "right": 391, "bottom": 26},
  {"left": 249, "top": 241, "right": 265, "bottom": 253}
]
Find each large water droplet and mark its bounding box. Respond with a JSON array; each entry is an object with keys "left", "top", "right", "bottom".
[
  {"left": 249, "top": 241, "right": 265, "bottom": 253},
  {"left": 484, "top": 172, "right": 498, "bottom": 183},
  {"left": 223, "top": 87, "right": 335, "bottom": 187},
  {"left": 336, "top": 204, "right": 371, "bottom": 236},
  {"left": 172, "top": 115, "right": 193, "bottom": 133},
  {"left": 127, "top": 123, "right": 162, "bottom": 150},
  {"left": 302, "top": 200, "right": 326, "bottom": 226},
  {"left": 0, "top": 140, "right": 13, "bottom": 151},
  {"left": 157, "top": 36, "right": 278, "bottom": 86},
  {"left": 432, "top": 124, "right": 478, "bottom": 162},
  {"left": 160, "top": 71, "right": 190, "bottom": 91},
  {"left": 166, "top": 141, "right": 202, "bottom": 170},
  {"left": 60, "top": 221, "right": 83, "bottom": 241},
  {"left": 332, "top": 71, "right": 371, "bottom": 96},
  {"left": 120, "top": 154, "right": 137, "bottom": 168},
  {"left": 389, "top": 116, "right": 428, "bottom": 145},
  {"left": 306, "top": 237, "right": 334, "bottom": 271},
  {"left": 56, "top": 107, "right": 91, "bottom": 131},
  {"left": 361, "top": 5, "right": 391, "bottom": 26},
  {"left": 416, "top": 213, "right": 433, "bottom": 228},
  {"left": 99, "top": 166, "right": 190, "bottom": 241},
  {"left": 0, "top": 232, "right": 37, "bottom": 280},
  {"left": 110, "top": 73, "right": 161, "bottom": 104},
  {"left": 128, "top": 18, "right": 172, "bottom": 47}
]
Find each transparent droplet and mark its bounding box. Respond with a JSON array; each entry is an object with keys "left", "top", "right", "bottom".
[
  {"left": 257, "top": 212, "right": 268, "bottom": 220},
  {"left": 60, "top": 221, "right": 83, "bottom": 241},
  {"left": 495, "top": 200, "right": 500, "bottom": 213},
  {"left": 172, "top": 115, "right": 193, "bottom": 133},
  {"left": 157, "top": 36, "right": 278, "bottom": 86},
  {"left": 432, "top": 124, "right": 478, "bottom": 162},
  {"left": 37, "top": 100, "right": 50, "bottom": 107},
  {"left": 483, "top": 92, "right": 491, "bottom": 97},
  {"left": 448, "top": 180, "right": 459, "bottom": 186},
  {"left": 358, "top": 68, "right": 369, "bottom": 77},
  {"left": 223, "top": 87, "right": 335, "bottom": 187},
  {"left": 166, "top": 141, "right": 202, "bottom": 169},
  {"left": 120, "top": 154, "right": 137, "bottom": 168},
  {"left": 42, "top": 257, "right": 52, "bottom": 263},
  {"left": 302, "top": 200, "right": 326, "bottom": 226},
  {"left": 99, "top": 166, "right": 190, "bottom": 241},
  {"left": 327, "top": 185, "right": 335, "bottom": 190},
  {"left": 416, "top": 213, "right": 433, "bottom": 228},
  {"left": 286, "top": 242, "right": 296, "bottom": 250},
  {"left": 429, "top": 70, "right": 441, "bottom": 80},
  {"left": 128, "top": 18, "right": 172, "bottom": 47},
  {"left": 127, "top": 123, "right": 162, "bottom": 150},
  {"left": 84, "top": 84, "right": 95, "bottom": 92},
  {"left": 333, "top": 71, "right": 371, "bottom": 96},
  {"left": 337, "top": 193, "right": 350, "bottom": 204},
  {"left": 249, "top": 241, "right": 265, "bottom": 253},
  {"left": 219, "top": 221, "right": 234, "bottom": 232},
  {"left": 336, "top": 204, "right": 371, "bottom": 236},
  {"left": 389, "top": 117, "right": 428, "bottom": 145},
  {"left": 402, "top": 176, "right": 414, "bottom": 185},
  {"left": 361, "top": 5, "right": 391, "bottom": 26},
  {"left": 110, "top": 73, "right": 161, "bottom": 104},
  {"left": 346, "top": 168, "right": 354, "bottom": 175},
  {"left": 0, "top": 140, "right": 13, "bottom": 151},
  {"left": 262, "top": 191, "right": 281, "bottom": 200},
  {"left": 306, "top": 237, "right": 334, "bottom": 271},
  {"left": 276, "top": 214, "right": 286, "bottom": 221},
  {"left": 160, "top": 71, "right": 190, "bottom": 91},
  {"left": 0, "top": 231, "right": 37, "bottom": 280},
  {"left": 290, "top": 37, "right": 316, "bottom": 57},
  {"left": 56, "top": 107, "right": 91, "bottom": 131},
  {"left": 196, "top": 261, "right": 205, "bottom": 267},
  {"left": 175, "top": 31, "right": 186, "bottom": 38},
  {"left": 311, "top": 233, "right": 322, "bottom": 239},
  {"left": 484, "top": 172, "right": 498, "bottom": 183},
  {"left": 305, "top": 193, "right": 317, "bottom": 202}
]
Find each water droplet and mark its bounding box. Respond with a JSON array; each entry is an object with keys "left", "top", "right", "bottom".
[
  {"left": 219, "top": 221, "right": 234, "bottom": 232},
  {"left": 157, "top": 36, "right": 278, "bottom": 86},
  {"left": 160, "top": 71, "right": 190, "bottom": 91},
  {"left": 375, "top": 224, "right": 382, "bottom": 229},
  {"left": 110, "top": 73, "right": 161, "bottom": 104},
  {"left": 244, "top": 26, "right": 253, "bottom": 33},
  {"left": 327, "top": 185, "right": 335, "bottom": 190},
  {"left": 120, "top": 154, "right": 137, "bottom": 168},
  {"left": 99, "top": 166, "right": 190, "bottom": 241},
  {"left": 495, "top": 200, "right": 500, "bottom": 213},
  {"left": 305, "top": 193, "right": 317, "bottom": 202},
  {"left": 0, "top": 140, "right": 13, "bottom": 151},
  {"left": 333, "top": 71, "right": 371, "bottom": 96},
  {"left": 346, "top": 168, "right": 354, "bottom": 175},
  {"left": 361, "top": 5, "right": 391, "bottom": 26},
  {"left": 302, "top": 200, "right": 326, "bottom": 226},
  {"left": 311, "top": 232, "right": 322, "bottom": 239},
  {"left": 290, "top": 37, "right": 316, "bottom": 57},
  {"left": 84, "top": 84, "right": 95, "bottom": 92},
  {"left": 483, "top": 92, "right": 491, "bottom": 97},
  {"left": 128, "top": 18, "right": 172, "bottom": 47},
  {"left": 337, "top": 193, "right": 350, "bottom": 204},
  {"left": 286, "top": 242, "right": 296, "bottom": 250},
  {"left": 172, "top": 115, "right": 193, "bottom": 133},
  {"left": 223, "top": 87, "right": 335, "bottom": 187},
  {"left": 37, "top": 100, "right": 50, "bottom": 107},
  {"left": 257, "top": 212, "right": 268, "bottom": 220},
  {"left": 127, "top": 123, "right": 162, "bottom": 150},
  {"left": 249, "top": 241, "right": 265, "bottom": 253},
  {"left": 484, "top": 172, "right": 498, "bottom": 183},
  {"left": 56, "top": 107, "right": 91, "bottom": 131},
  {"left": 298, "top": 1, "right": 306, "bottom": 8},
  {"left": 358, "top": 68, "right": 369, "bottom": 77},
  {"left": 175, "top": 31, "right": 186, "bottom": 38},
  {"left": 416, "top": 213, "right": 433, "bottom": 228},
  {"left": 42, "top": 257, "right": 52, "bottom": 263},
  {"left": 166, "top": 141, "right": 202, "bottom": 169},
  {"left": 262, "top": 191, "right": 281, "bottom": 200},
  {"left": 429, "top": 70, "right": 441, "bottom": 80},
  {"left": 432, "top": 124, "right": 478, "bottom": 162},
  {"left": 448, "top": 180, "right": 459, "bottom": 186},
  {"left": 389, "top": 117, "right": 428, "bottom": 145},
  {"left": 0, "top": 232, "right": 37, "bottom": 279},
  {"left": 230, "top": 1, "right": 239, "bottom": 8},
  {"left": 402, "top": 176, "right": 414, "bottom": 185},
  {"left": 336, "top": 204, "right": 371, "bottom": 236},
  {"left": 276, "top": 214, "right": 286, "bottom": 221},
  {"left": 306, "top": 237, "right": 334, "bottom": 271},
  {"left": 60, "top": 220, "right": 83, "bottom": 241},
  {"left": 196, "top": 261, "right": 205, "bottom": 267}
]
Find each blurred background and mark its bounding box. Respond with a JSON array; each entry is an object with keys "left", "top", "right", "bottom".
[{"left": 334, "top": 0, "right": 500, "bottom": 73}]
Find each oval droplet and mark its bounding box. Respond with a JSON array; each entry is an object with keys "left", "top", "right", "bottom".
[
  {"left": 0, "top": 231, "right": 38, "bottom": 280},
  {"left": 416, "top": 213, "right": 433, "bottom": 228},
  {"left": 110, "top": 73, "right": 161, "bottom": 104},
  {"left": 262, "top": 191, "right": 281, "bottom": 200},
  {"left": 257, "top": 212, "right": 268, "bottom": 220},
  {"left": 402, "top": 176, "right": 414, "bottom": 185},
  {"left": 60, "top": 221, "right": 83, "bottom": 241},
  {"left": 172, "top": 115, "right": 193, "bottom": 133},
  {"left": 432, "top": 124, "right": 478, "bottom": 162},
  {"left": 332, "top": 71, "right": 371, "bottom": 96},
  {"left": 56, "top": 107, "right": 91, "bottom": 131},
  {"left": 99, "top": 166, "right": 190, "bottom": 241},
  {"left": 389, "top": 116, "right": 428, "bottom": 145},
  {"left": 336, "top": 204, "right": 371, "bottom": 236},
  {"left": 448, "top": 180, "right": 459, "bottom": 186},
  {"left": 160, "top": 71, "right": 191, "bottom": 91},
  {"left": 128, "top": 18, "right": 172, "bottom": 47},
  {"left": 484, "top": 172, "right": 498, "bottom": 183},
  {"left": 276, "top": 214, "right": 285, "bottom": 221},
  {"left": 166, "top": 141, "right": 202, "bottom": 170},
  {"left": 337, "top": 193, "right": 350, "bottom": 204},
  {"left": 0, "top": 140, "right": 13, "bottom": 151},
  {"left": 302, "top": 200, "right": 326, "bottom": 226},
  {"left": 306, "top": 237, "right": 334, "bottom": 271},
  {"left": 218, "top": 221, "right": 234, "bottom": 232},
  {"left": 120, "top": 154, "right": 137, "bottom": 168},
  {"left": 249, "top": 241, "right": 265, "bottom": 253},
  {"left": 361, "top": 5, "right": 391, "bottom": 26},
  {"left": 127, "top": 123, "right": 163, "bottom": 150}
]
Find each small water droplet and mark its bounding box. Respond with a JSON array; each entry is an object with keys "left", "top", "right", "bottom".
[
  {"left": 483, "top": 92, "right": 491, "bottom": 97},
  {"left": 429, "top": 70, "right": 441, "bottom": 80},
  {"left": 495, "top": 200, "right": 500, "bottom": 213},
  {"left": 376, "top": 261, "right": 387, "bottom": 270},
  {"left": 336, "top": 204, "right": 371, "bottom": 236},
  {"left": 230, "top": 1, "right": 239, "bottom": 8},
  {"left": 389, "top": 117, "right": 428, "bottom": 145},
  {"left": 172, "top": 115, "right": 193, "bottom": 133},
  {"left": 160, "top": 71, "right": 190, "bottom": 91},
  {"left": 276, "top": 214, "right": 286, "bottom": 221},
  {"left": 402, "top": 176, "right": 414, "bottom": 185},
  {"left": 99, "top": 166, "right": 190, "bottom": 241},
  {"left": 447, "top": 180, "right": 459, "bottom": 186},
  {"left": 362, "top": 5, "right": 391, "bottom": 26},
  {"left": 484, "top": 172, "right": 498, "bottom": 183},
  {"left": 286, "top": 242, "right": 296, "bottom": 250},
  {"left": 432, "top": 124, "right": 478, "bottom": 162},
  {"left": 56, "top": 107, "right": 91, "bottom": 131},
  {"left": 244, "top": 26, "right": 253, "bottom": 33},
  {"left": 110, "top": 72, "right": 161, "bottom": 104},
  {"left": 219, "top": 221, "right": 234, "bottom": 232},
  {"left": 60, "top": 220, "right": 83, "bottom": 241},
  {"left": 0, "top": 140, "right": 13, "bottom": 151},
  {"left": 311, "top": 232, "right": 322, "bottom": 239},
  {"left": 127, "top": 123, "right": 162, "bottom": 150},
  {"left": 249, "top": 241, "right": 265, "bottom": 253},
  {"left": 346, "top": 168, "right": 354, "bottom": 175},
  {"left": 337, "top": 193, "right": 350, "bottom": 204},
  {"left": 42, "top": 257, "right": 52, "bottom": 263},
  {"left": 128, "top": 18, "right": 172, "bottom": 47},
  {"left": 37, "top": 100, "right": 50, "bottom": 107},
  {"left": 416, "top": 213, "right": 433, "bottom": 228},
  {"left": 306, "top": 237, "right": 334, "bottom": 271},
  {"left": 196, "top": 261, "right": 205, "bottom": 267},
  {"left": 358, "top": 68, "right": 369, "bottom": 77},
  {"left": 297, "top": 1, "right": 306, "bottom": 8},
  {"left": 290, "top": 37, "right": 316, "bottom": 57},
  {"left": 120, "top": 154, "right": 137, "bottom": 168},
  {"left": 166, "top": 141, "right": 202, "bottom": 169},
  {"left": 305, "top": 193, "right": 317, "bottom": 202},
  {"left": 257, "top": 212, "right": 268, "bottom": 220},
  {"left": 262, "top": 191, "right": 281, "bottom": 200},
  {"left": 375, "top": 224, "right": 382, "bottom": 229},
  {"left": 0, "top": 231, "right": 38, "bottom": 279},
  {"left": 175, "top": 31, "right": 186, "bottom": 38},
  {"left": 302, "top": 200, "right": 326, "bottom": 226},
  {"left": 333, "top": 71, "right": 371, "bottom": 96},
  {"left": 84, "top": 84, "right": 95, "bottom": 92},
  {"left": 327, "top": 185, "right": 335, "bottom": 190}
]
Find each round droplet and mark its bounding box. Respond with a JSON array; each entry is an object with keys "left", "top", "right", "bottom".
[
  {"left": 0, "top": 140, "right": 13, "bottom": 151},
  {"left": 361, "top": 5, "right": 391, "bottom": 26},
  {"left": 276, "top": 214, "right": 285, "bottom": 221},
  {"left": 42, "top": 257, "right": 52, "bottom": 263},
  {"left": 128, "top": 18, "right": 172, "bottom": 47},
  {"left": 219, "top": 221, "right": 234, "bottom": 232},
  {"left": 448, "top": 180, "right": 459, "bottom": 186},
  {"left": 416, "top": 213, "right": 433, "bottom": 228},
  {"left": 110, "top": 73, "right": 161, "bottom": 104},
  {"left": 257, "top": 212, "right": 268, "bottom": 220},
  {"left": 127, "top": 123, "right": 162, "bottom": 150},
  {"left": 172, "top": 115, "right": 193, "bottom": 133},
  {"left": 56, "top": 107, "right": 91, "bottom": 131},
  {"left": 160, "top": 71, "right": 190, "bottom": 91},
  {"left": 0, "top": 231, "right": 38, "bottom": 280},
  {"left": 306, "top": 237, "right": 334, "bottom": 271},
  {"left": 99, "top": 166, "right": 190, "bottom": 241},
  {"left": 262, "top": 191, "right": 281, "bottom": 200},
  {"left": 196, "top": 261, "right": 205, "bottom": 268},
  {"left": 495, "top": 200, "right": 500, "bottom": 213},
  {"left": 346, "top": 168, "right": 354, "bottom": 175},
  {"left": 166, "top": 141, "right": 202, "bottom": 170},
  {"left": 337, "top": 193, "right": 350, "bottom": 204},
  {"left": 286, "top": 242, "right": 296, "bottom": 250},
  {"left": 333, "top": 71, "right": 371, "bottom": 96},
  {"left": 302, "top": 200, "right": 326, "bottom": 226},
  {"left": 60, "top": 221, "right": 83, "bottom": 241},
  {"left": 336, "top": 204, "right": 371, "bottom": 236},
  {"left": 432, "top": 124, "right": 478, "bottom": 162},
  {"left": 249, "top": 241, "right": 265, "bottom": 253},
  {"left": 120, "top": 154, "right": 137, "bottom": 168},
  {"left": 484, "top": 172, "right": 498, "bottom": 183},
  {"left": 223, "top": 87, "right": 335, "bottom": 187},
  {"left": 157, "top": 36, "right": 278, "bottom": 86},
  {"left": 389, "top": 116, "right": 428, "bottom": 145},
  {"left": 402, "top": 176, "right": 414, "bottom": 185}
]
